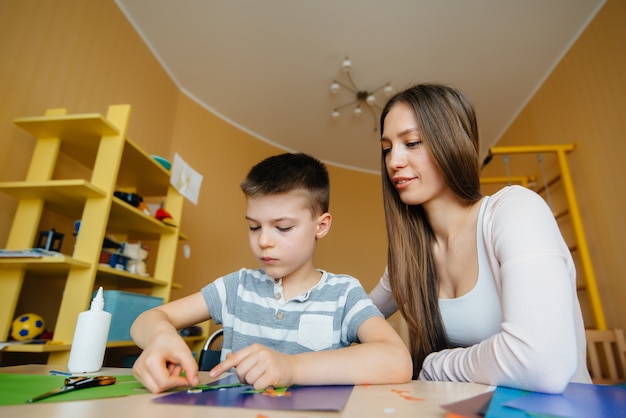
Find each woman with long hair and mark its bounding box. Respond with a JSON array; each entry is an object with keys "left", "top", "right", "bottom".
[{"left": 370, "top": 83, "right": 590, "bottom": 393}]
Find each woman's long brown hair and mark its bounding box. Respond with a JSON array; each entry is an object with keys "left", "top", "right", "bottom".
[{"left": 379, "top": 84, "right": 482, "bottom": 379}]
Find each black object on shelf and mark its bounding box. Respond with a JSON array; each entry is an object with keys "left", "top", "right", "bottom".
[
  {"left": 114, "top": 191, "right": 143, "bottom": 208},
  {"left": 37, "top": 229, "right": 64, "bottom": 252}
]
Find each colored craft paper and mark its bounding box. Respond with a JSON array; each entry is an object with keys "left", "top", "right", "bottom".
[
  {"left": 504, "top": 382, "right": 626, "bottom": 418},
  {"left": 440, "top": 390, "right": 494, "bottom": 418},
  {"left": 484, "top": 386, "right": 531, "bottom": 418},
  {"left": 0, "top": 374, "right": 145, "bottom": 405},
  {"left": 153, "top": 375, "right": 354, "bottom": 411}
]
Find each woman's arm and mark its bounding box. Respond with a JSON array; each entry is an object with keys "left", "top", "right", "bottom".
[
  {"left": 420, "top": 187, "right": 581, "bottom": 393},
  {"left": 369, "top": 267, "right": 399, "bottom": 318}
]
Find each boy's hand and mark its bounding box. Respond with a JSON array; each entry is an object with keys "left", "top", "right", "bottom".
[
  {"left": 209, "top": 343, "right": 294, "bottom": 390},
  {"left": 132, "top": 333, "right": 199, "bottom": 393}
]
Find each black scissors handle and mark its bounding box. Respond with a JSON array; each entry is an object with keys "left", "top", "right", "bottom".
[
  {"left": 27, "top": 375, "right": 116, "bottom": 403},
  {"left": 65, "top": 375, "right": 116, "bottom": 389}
]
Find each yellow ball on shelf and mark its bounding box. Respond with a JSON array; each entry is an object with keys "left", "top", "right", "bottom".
[{"left": 10, "top": 313, "right": 45, "bottom": 341}]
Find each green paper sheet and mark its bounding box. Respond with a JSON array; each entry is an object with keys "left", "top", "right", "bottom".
[{"left": 0, "top": 373, "right": 147, "bottom": 406}]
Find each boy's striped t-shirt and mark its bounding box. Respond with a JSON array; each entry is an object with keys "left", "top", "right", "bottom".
[{"left": 201, "top": 268, "right": 382, "bottom": 359}]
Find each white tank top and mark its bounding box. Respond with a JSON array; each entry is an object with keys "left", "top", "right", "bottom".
[{"left": 439, "top": 196, "right": 502, "bottom": 347}]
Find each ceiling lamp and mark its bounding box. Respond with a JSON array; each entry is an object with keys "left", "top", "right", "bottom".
[{"left": 330, "top": 57, "right": 393, "bottom": 131}]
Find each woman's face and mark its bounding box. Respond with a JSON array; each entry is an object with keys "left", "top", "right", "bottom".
[{"left": 381, "top": 102, "right": 448, "bottom": 206}]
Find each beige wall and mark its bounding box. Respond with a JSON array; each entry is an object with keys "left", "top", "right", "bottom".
[
  {"left": 1, "top": 0, "right": 624, "bottom": 340},
  {"left": 481, "top": 0, "right": 626, "bottom": 332}
]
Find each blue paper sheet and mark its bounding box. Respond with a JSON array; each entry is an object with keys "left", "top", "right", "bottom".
[
  {"left": 484, "top": 386, "right": 530, "bottom": 418},
  {"left": 485, "top": 382, "right": 626, "bottom": 418},
  {"left": 503, "top": 382, "right": 626, "bottom": 418}
]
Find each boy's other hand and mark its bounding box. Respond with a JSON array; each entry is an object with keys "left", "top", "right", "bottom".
[{"left": 209, "top": 343, "right": 294, "bottom": 390}]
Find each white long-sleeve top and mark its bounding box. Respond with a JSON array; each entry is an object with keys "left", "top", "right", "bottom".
[{"left": 370, "top": 185, "right": 591, "bottom": 393}]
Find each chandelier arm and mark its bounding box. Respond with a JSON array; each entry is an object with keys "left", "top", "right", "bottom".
[
  {"left": 333, "top": 98, "right": 359, "bottom": 111},
  {"left": 366, "top": 104, "right": 379, "bottom": 132},
  {"left": 369, "top": 83, "right": 390, "bottom": 95},
  {"left": 344, "top": 70, "right": 360, "bottom": 92},
  {"left": 333, "top": 80, "right": 358, "bottom": 94}
]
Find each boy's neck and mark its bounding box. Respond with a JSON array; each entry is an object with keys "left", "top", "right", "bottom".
[{"left": 280, "top": 269, "right": 322, "bottom": 300}]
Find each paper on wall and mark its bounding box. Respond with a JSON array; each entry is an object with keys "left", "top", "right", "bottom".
[{"left": 170, "top": 153, "right": 203, "bottom": 205}]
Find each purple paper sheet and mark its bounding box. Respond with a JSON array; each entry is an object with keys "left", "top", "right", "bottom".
[
  {"left": 503, "top": 383, "right": 626, "bottom": 418},
  {"left": 153, "top": 375, "right": 354, "bottom": 411}
]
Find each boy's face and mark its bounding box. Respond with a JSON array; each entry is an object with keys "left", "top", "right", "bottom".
[{"left": 245, "top": 189, "right": 330, "bottom": 280}]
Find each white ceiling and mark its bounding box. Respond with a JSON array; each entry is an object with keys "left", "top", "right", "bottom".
[{"left": 115, "top": 0, "right": 605, "bottom": 174}]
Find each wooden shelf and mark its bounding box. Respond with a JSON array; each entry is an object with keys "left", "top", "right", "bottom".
[
  {"left": 0, "top": 255, "right": 90, "bottom": 273},
  {"left": 96, "top": 264, "right": 169, "bottom": 287},
  {"left": 14, "top": 113, "right": 119, "bottom": 169},
  {"left": 0, "top": 179, "right": 106, "bottom": 219},
  {"left": 2, "top": 342, "right": 71, "bottom": 353},
  {"left": 108, "top": 197, "right": 177, "bottom": 239}
]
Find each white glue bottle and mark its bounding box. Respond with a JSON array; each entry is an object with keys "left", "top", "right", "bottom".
[{"left": 68, "top": 286, "right": 112, "bottom": 373}]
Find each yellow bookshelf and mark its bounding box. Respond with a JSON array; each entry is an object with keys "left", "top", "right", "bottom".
[{"left": 0, "top": 105, "right": 184, "bottom": 365}]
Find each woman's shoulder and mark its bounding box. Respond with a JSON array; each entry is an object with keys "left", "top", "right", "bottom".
[
  {"left": 485, "top": 185, "right": 549, "bottom": 214},
  {"left": 483, "top": 185, "right": 557, "bottom": 232},
  {"left": 488, "top": 184, "right": 542, "bottom": 202}
]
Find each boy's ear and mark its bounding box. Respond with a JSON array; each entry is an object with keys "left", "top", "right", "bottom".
[{"left": 315, "top": 212, "right": 332, "bottom": 239}]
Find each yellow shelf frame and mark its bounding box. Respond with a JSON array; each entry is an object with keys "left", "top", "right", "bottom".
[{"left": 1, "top": 105, "right": 184, "bottom": 365}]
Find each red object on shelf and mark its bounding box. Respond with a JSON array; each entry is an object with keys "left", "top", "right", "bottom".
[{"left": 154, "top": 208, "right": 173, "bottom": 221}]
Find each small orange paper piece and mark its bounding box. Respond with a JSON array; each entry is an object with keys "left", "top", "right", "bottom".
[
  {"left": 391, "top": 388, "right": 424, "bottom": 401},
  {"left": 262, "top": 387, "right": 292, "bottom": 397},
  {"left": 400, "top": 394, "right": 425, "bottom": 401}
]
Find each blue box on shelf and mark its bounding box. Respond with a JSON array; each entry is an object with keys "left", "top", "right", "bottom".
[{"left": 101, "top": 290, "right": 163, "bottom": 341}]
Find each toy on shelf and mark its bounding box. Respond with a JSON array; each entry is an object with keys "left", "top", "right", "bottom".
[
  {"left": 36, "top": 229, "right": 64, "bottom": 252},
  {"left": 10, "top": 313, "right": 46, "bottom": 341},
  {"left": 151, "top": 155, "right": 171, "bottom": 171},
  {"left": 121, "top": 242, "right": 149, "bottom": 276}
]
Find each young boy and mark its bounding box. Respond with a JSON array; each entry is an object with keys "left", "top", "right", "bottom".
[{"left": 130, "top": 153, "right": 412, "bottom": 393}]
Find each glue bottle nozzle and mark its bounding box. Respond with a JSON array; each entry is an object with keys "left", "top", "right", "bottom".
[{"left": 90, "top": 286, "right": 105, "bottom": 311}]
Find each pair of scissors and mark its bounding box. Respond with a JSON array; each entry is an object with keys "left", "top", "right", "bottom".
[{"left": 27, "top": 375, "right": 116, "bottom": 403}]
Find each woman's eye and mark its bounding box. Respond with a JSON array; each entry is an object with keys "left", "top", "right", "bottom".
[
  {"left": 249, "top": 226, "right": 261, "bottom": 231},
  {"left": 381, "top": 147, "right": 391, "bottom": 155},
  {"left": 406, "top": 140, "right": 422, "bottom": 148},
  {"left": 277, "top": 226, "right": 293, "bottom": 232}
]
